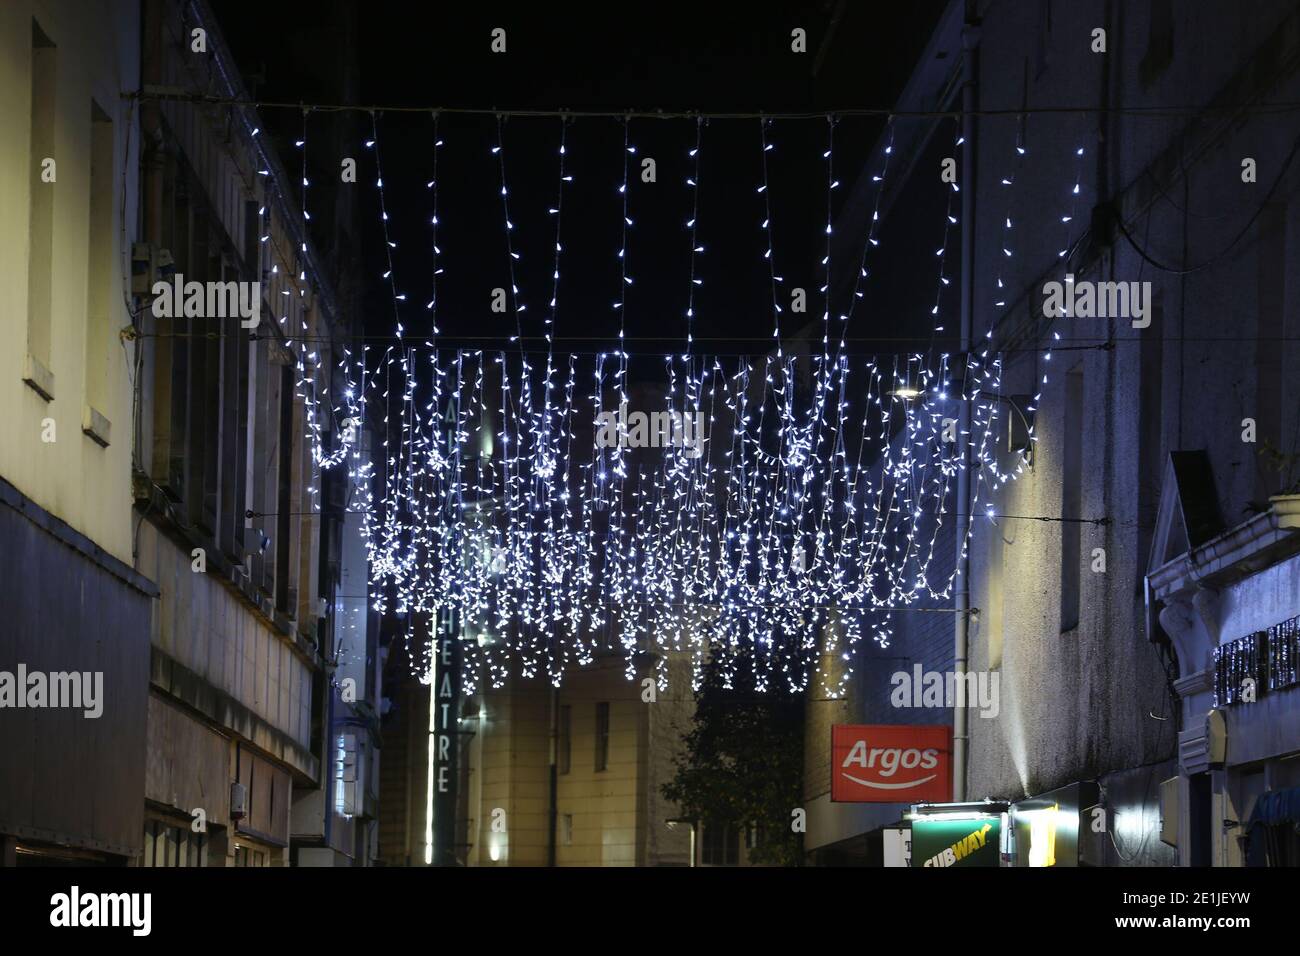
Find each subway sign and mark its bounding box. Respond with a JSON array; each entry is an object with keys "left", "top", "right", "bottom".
[
  {"left": 830, "top": 724, "right": 952, "bottom": 803},
  {"left": 911, "top": 816, "right": 1002, "bottom": 868}
]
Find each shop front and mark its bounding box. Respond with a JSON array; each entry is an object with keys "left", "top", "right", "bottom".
[
  {"left": 905, "top": 787, "right": 1102, "bottom": 868},
  {"left": 1146, "top": 454, "right": 1300, "bottom": 866},
  {"left": 907, "top": 801, "right": 1007, "bottom": 868},
  {"left": 811, "top": 724, "right": 953, "bottom": 866}
]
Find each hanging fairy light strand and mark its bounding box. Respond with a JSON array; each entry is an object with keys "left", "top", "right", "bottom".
[
  {"left": 757, "top": 118, "right": 785, "bottom": 358},
  {"left": 985, "top": 121, "right": 1027, "bottom": 338},
  {"left": 929, "top": 119, "right": 961, "bottom": 336},
  {"left": 837, "top": 119, "right": 895, "bottom": 355},
  {"left": 427, "top": 113, "right": 445, "bottom": 334},
  {"left": 494, "top": 114, "right": 528, "bottom": 345},
  {"left": 684, "top": 117, "right": 704, "bottom": 354},
  {"left": 1031, "top": 139, "right": 1090, "bottom": 416},
  {"left": 290, "top": 109, "right": 351, "bottom": 484},
  {"left": 820, "top": 116, "right": 837, "bottom": 361}
]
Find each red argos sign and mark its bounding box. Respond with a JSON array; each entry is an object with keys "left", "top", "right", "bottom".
[{"left": 831, "top": 725, "right": 953, "bottom": 803}]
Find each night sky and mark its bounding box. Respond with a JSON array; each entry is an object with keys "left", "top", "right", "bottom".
[{"left": 217, "top": 1, "right": 949, "bottom": 366}]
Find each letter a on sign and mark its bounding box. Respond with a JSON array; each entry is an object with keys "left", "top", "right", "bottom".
[{"left": 830, "top": 724, "right": 952, "bottom": 804}]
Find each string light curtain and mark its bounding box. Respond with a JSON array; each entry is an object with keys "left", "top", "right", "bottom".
[{"left": 304, "top": 112, "right": 1060, "bottom": 696}]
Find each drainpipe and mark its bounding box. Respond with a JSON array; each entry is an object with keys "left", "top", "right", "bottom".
[
  {"left": 138, "top": 0, "right": 164, "bottom": 483},
  {"left": 141, "top": 0, "right": 163, "bottom": 244},
  {"left": 954, "top": 4, "right": 980, "bottom": 804}
]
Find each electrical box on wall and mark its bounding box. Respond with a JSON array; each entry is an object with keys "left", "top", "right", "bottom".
[
  {"left": 1206, "top": 709, "right": 1227, "bottom": 765},
  {"left": 131, "top": 242, "right": 175, "bottom": 295},
  {"left": 1159, "top": 776, "right": 1180, "bottom": 848}
]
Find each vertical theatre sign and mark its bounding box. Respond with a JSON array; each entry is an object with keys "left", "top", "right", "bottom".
[{"left": 430, "top": 609, "right": 461, "bottom": 865}]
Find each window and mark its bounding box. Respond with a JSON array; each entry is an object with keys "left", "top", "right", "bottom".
[
  {"left": 275, "top": 363, "right": 294, "bottom": 612},
  {"left": 234, "top": 844, "right": 269, "bottom": 867},
  {"left": 141, "top": 820, "right": 206, "bottom": 867},
  {"left": 335, "top": 733, "right": 359, "bottom": 817},
  {"left": 557, "top": 704, "right": 571, "bottom": 775},
  {"left": 1140, "top": 0, "right": 1175, "bottom": 87},
  {"left": 217, "top": 258, "right": 251, "bottom": 560},
  {"left": 26, "top": 19, "right": 57, "bottom": 387},
  {"left": 594, "top": 702, "right": 610, "bottom": 772},
  {"left": 84, "top": 100, "right": 113, "bottom": 425},
  {"left": 151, "top": 152, "right": 187, "bottom": 492},
  {"left": 1059, "top": 366, "right": 1084, "bottom": 632},
  {"left": 161, "top": 825, "right": 176, "bottom": 866},
  {"left": 702, "top": 823, "right": 740, "bottom": 866},
  {"left": 560, "top": 814, "right": 573, "bottom": 847}
]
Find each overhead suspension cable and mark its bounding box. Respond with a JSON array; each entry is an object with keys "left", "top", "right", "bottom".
[{"left": 124, "top": 89, "right": 1300, "bottom": 120}]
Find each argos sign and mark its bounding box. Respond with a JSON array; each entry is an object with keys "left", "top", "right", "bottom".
[{"left": 830, "top": 725, "right": 952, "bottom": 803}]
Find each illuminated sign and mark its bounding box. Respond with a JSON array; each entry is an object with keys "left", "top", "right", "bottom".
[
  {"left": 830, "top": 725, "right": 952, "bottom": 803},
  {"left": 911, "top": 816, "right": 1002, "bottom": 868},
  {"left": 428, "top": 611, "right": 461, "bottom": 865},
  {"left": 1009, "top": 782, "right": 1098, "bottom": 867},
  {"left": 1025, "top": 804, "right": 1059, "bottom": 867}
]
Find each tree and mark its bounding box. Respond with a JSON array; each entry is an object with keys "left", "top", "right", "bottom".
[{"left": 662, "top": 645, "right": 805, "bottom": 865}]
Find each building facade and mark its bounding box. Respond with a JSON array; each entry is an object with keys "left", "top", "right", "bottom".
[
  {"left": 377, "top": 607, "right": 701, "bottom": 866},
  {"left": 130, "top": 0, "right": 375, "bottom": 867},
  {"left": 1, "top": 0, "right": 375, "bottom": 868},
  {"left": 805, "top": 0, "right": 1300, "bottom": 866},
  {"left": 0, "top": 0, "right": 152, "bottom": 866}
]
